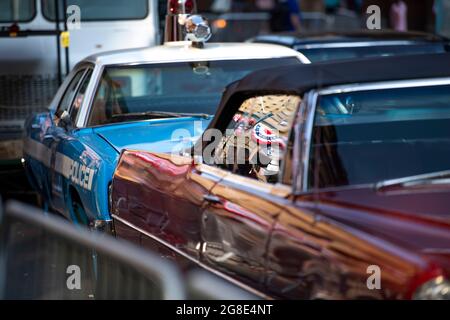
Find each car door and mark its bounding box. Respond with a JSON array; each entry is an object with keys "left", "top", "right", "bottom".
[
  {"left": 48, "top": 67, "right": 93, "bottom": 213},
  {"left": 264, "top": 91, "right": 337, "bottom": 300},
  {"left": 157, "top": 161, "right": 228, "bottom": 263},
  {"left": 200, "top": 94, "right": 301, "bottom": 294}
]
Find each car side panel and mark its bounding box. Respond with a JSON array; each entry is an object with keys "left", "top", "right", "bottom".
[
  {"left": 267, "top": 195, "right": 431, "bottom": 299},
  {"left": 111, "top": 151, "right": 226, "bottom": 262},
  {"left": 24, "top": 116, "right": 118, "bottom": 223},
  {"left": 201, "top": 174, "right": 291, "bottom": 294},
  {"left": 52, "top": 130, "right": 118, "bottom": 222}
]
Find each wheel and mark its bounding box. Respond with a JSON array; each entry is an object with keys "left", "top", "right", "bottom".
[{"left": 71, "top": 198, "right": 90, "bottom": 227}]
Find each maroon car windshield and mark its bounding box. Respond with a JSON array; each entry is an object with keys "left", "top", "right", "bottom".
[{"left": 308, "top": 84, "right": 450, "bottom": 189}]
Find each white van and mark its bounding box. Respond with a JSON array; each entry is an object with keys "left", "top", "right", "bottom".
[{"left": 0, "top": 0, "right": 159, "bottom": 159}]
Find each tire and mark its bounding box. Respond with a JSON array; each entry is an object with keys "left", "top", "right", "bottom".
[{"left": 71, "top": 198, "right": 90, "bottom": 227}]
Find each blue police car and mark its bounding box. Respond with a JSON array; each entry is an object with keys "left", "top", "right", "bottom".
[{"left": 22, "top": 35, "right": 305, "bottom": 232}]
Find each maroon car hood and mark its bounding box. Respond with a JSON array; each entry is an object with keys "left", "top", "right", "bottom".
[{"left": 314, "top": 186, "right": 450, "bottom": 254}]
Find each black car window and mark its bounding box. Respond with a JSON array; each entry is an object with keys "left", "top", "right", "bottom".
[
  {"left": 56, "top": 69, "right": 86, "bottom": 116},
  {"left": 70, "top": 69, "right": 93, "bottom": 124},
  {"left": 210, "top": 95, "right": 300, "bottom": 185},
  {"left": 308, "top": 84, "right": 450, "bottom": 189}
]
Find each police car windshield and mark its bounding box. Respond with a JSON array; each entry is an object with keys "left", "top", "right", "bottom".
[{"left": 88, "top": 58, "right": 299, "bottom": 126}]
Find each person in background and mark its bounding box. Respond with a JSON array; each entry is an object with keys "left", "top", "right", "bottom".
[
  {"left": 270, "top": 0, "right": 302, "bottom": 32},
  {"left": 434, "top": 0, "right": 444, "bottom": 34},
  {"left": 325, "top": 0, "right": 341, "bottom": 14},
  {"left": 390, "top": 0, "right": 408, "bottom": 32},
  {"left": 211, "top": 0, "right": 232, "bottom": 12},
  {"left": 256, "top": 0, "right": 275, "bottom": 11}
]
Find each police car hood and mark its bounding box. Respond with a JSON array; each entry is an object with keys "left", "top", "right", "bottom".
[{"left": 93, "top": 117, "right": 211, "bottom": 154}]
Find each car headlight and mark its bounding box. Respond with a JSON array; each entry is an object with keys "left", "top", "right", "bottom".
[{"left": 413, "top": 276, "right": 450, "bottom": 300}]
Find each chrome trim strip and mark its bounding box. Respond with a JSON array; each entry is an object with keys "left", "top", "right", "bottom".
[
  {"left": 317, "top": 77, "right": 450, "bottom": 96},
  {"left": 295, "top": 40, "right": 421, "bottom": 50},
  {"left": 375, "top": 169, "right": 450, "bottom": 189},
  {"left": 112, "top": 214, "right": 271, "bottom": 300},
  {"left": 301, "top": 91, "right": 319, "bottom": 192}
]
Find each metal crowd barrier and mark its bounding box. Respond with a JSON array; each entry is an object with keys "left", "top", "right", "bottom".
[
  {"left": 0, "top": 201, "right": 260, "bottom": 300},
  {"left": 0, "top": 201, "right": 186, "bottom": 300}
]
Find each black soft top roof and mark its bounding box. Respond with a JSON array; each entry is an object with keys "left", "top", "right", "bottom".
[{"left": 209, "top": 53, "right": 450, "bottom": 131}]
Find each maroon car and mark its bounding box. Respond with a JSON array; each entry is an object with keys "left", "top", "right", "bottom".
[{"left": 110, "top": 53, "right": 450, "bottom": 300}]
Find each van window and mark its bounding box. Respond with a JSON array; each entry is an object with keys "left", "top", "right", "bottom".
[
  {"left": 41, "top": 0, "right": 149, "bottom": 21},
  {"left": 0, "top": 0, "right": 36, "bottom": 23}
]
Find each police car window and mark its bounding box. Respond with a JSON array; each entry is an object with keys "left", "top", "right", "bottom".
[
  {"left": 41, "top": 0, "right": 148, "bottom": 21},
  {"left": 87, "top": 58, "right": 299, "bottom": 127},
  {"left": 56, "top": 70, "right": 86, "bottom": 116},
  {"left": 70, "top": 69, "right": 93, "bottom": 124},
  {"left": 211, "top": 95, "right": 300, "bottom": 184},
  {"left": 0, "top": 0, "right": 35, "bottom": 23}
]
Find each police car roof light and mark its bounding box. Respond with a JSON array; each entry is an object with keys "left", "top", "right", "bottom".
[{"left": 168, "top": 0, "right": 196, "bottom": 15}]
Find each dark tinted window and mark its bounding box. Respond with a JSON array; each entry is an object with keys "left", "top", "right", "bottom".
[
  {"left": 308, "top": 84, "right": 450, "bottom": 189},
  {"left": 42, "top": 0, "right": 149, "bottom": 21},
  {"left": 297, "top": 44, "right": 446, "bottom": 63},
  {"left": 0, "top": 0, "right": 35, "bottom": 23}
]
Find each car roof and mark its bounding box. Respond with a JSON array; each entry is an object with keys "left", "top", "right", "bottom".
[
  {"left": 251, "top": 30, "right": 449, "bottom": 47},
  {"left": 208, "top": 53, "right": 450, "bottom": 131},
  {"left": 81, "top": 42, "right": 308, "bottom": 67}
]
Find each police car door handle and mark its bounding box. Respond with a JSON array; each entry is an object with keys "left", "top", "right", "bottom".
[{"left": 203, "top": 194, "right": 222, "bottom": 204}]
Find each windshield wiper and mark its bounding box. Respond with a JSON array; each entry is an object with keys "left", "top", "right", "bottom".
[
  {"left": 375, "top": 170, "right": 450, "bottom": 192},
  {"left": 112, "top": 111, "right": 211, "bottom": 120}
]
